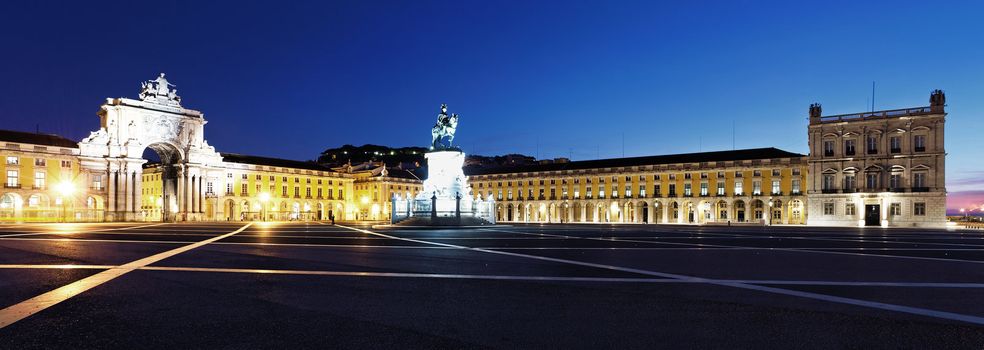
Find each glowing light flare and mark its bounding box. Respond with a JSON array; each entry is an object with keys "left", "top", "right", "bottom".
[{"left": 50, "top": 223, "right": 80, "bottom": 234}]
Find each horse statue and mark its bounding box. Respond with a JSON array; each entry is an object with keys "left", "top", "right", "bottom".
[{"left": 431, "top": 104, "right": 459, "bottom": 150}]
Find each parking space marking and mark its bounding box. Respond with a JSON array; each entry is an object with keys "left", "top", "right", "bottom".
[
  {"left": 0, "top": 223, "right": 252, "bottom": 330},
  {"left": 339, "top": 224, "right": 984, "bottom": 326}
]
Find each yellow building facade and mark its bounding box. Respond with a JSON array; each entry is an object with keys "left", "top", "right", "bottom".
[
  {"left": 341, "top": 162, "right": 423, "bottom": 221},
  {"left": 467, "top": 148, "right": 809, "bottom": 225},
  {"left": 1, "top": 130, "right": 809, "bottom": 226},
  {"left": 0, "top": 130, "right": 102, "bottom": 222},
  {"left": 141, "top": 153, "right": 355, "bottom": 222}
]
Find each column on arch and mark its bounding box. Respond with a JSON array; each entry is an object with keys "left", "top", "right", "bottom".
[
  {"left": 176, "top": 167, "right": 186, "bottom": 219},
  {"left": 198, "top": 175, "right": 204, "bottom": 213},
  {"left": 130, "top": 170, "right": 142, "bottom": 218},
  {"left": 108, "top": 169, "right": 117, "bottom": 213},
  {"left": 190, "top": 175, "right": 196, "bottom": 215}
]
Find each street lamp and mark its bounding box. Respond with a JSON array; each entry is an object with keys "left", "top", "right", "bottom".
[
  {"left": 767, "top": 200, "right": 774, "bottom": 226},
  {"left": 258, "top": 192, "right": 271, "bottom": 221},
  {"left": 961, "top": 208, "right": 967, "bottom": 221},
  {"left": 55, "top": 181, "right": 76, "bottom": 223}
]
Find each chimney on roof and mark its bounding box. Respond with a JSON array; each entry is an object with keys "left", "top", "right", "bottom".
[
  {"left": 808, "top": 103, "right": 822, "bottom": 124},
  {"left": 930, "top": 89, "right": 946, "bottom": 112}
]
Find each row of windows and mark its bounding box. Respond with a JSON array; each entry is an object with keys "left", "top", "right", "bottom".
[
  {"left": 228, "top": 173, "right": 338, "bottom": 185},
  {"left": 477, "top": 179, "right": 803, "bottom": 200},
  {"left": 822, "top": 202, "right": 926, "bottom": 216},
  {"left": 3, "top": 156, "right": 73, "bottom": 168},
  {"left": 221, "top": 183, "right": 345, "bottom": 199},
  {"left": 476, "top": 170, "right": 803, "bottom": 189},
  {"left": 821, "top": 172, "right": 928, "bottom": 191},
  {"left": 4, "top": 170, "right": 72, "bottom": 189},
  {"left": 822, "top": 135, "right": 927, "bottom": 157}
]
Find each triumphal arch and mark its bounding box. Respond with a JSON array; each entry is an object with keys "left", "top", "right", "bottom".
[{"left": 78, "top": 74, "right": 223, "bottom": 221}]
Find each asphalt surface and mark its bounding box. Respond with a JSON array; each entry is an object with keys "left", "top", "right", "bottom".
[{"left": 0, "top": 221, "right": 983, "bottom": 349}]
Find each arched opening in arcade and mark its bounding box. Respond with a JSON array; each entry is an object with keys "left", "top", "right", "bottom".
[
  {"left": 788, "top": 199, "right": 805, "bottom": 224},
  {"left": 0, "top": 193, "right": 23, "bottom": 221},
  {"left": 752, "top": 199, "right": 765, "bottom": 222},
  {"left": 734, "top": 200, "right": 746, "bottom": 222},
  {"left": 141, "top": 142, "right": 183, "bottom": 222},
  {"left": 771, "top": 199, "right": 783, "bottom": 224},
  {"left": 670, "top": 201, "right": 679, "bottom": 222}
]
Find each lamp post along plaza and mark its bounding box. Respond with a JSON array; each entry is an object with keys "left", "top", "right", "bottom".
[
  {"left": 55, "top": 181, "right": 76, "bottom": 223},
  {"left": 259, "top": 192, "right": 271, "bottom": 221}
]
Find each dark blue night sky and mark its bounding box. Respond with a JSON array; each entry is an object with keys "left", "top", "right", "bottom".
[{"left": 1, "top": 0, "right": 981, "bottom": 208}]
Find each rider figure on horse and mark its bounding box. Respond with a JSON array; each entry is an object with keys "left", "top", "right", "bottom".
[{"left": 431, "top": 104, "right": 459, "bottom": 150}]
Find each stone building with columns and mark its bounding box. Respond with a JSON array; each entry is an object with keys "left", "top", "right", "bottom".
[
  {"left": 806, "top": 90, "right": 947, "bottom": 228},
  {"left": 466, "top": 148, "right": 809, "bottom": 225}
]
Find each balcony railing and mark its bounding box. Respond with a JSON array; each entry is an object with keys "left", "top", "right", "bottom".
[
  {"left": 4, "top": 184, "right": 21, "bottom": 189},
  {"left": 912, "top": 187, "right": 930, "bottom": 192},
  {"left": 818, "top": 106, "right": 934, "bottom": 123},
  {"left": 867, "top": 149, "right": 878, "bottom": 155},
  {"left": 891, "top": 148, "right": 902, "bottom": 154},
  {"left": 821, "top": 189, "right": 838, "bottom": 194},
  {"left": 914, "top": 146, "right": 926, "bottom": 152}
]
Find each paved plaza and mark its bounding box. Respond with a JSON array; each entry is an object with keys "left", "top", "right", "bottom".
[{"left": 0, "top": 222, "right": 983, "bottom": 348}]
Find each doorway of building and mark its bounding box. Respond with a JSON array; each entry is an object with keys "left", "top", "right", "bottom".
[
  {"left": 641, "top": 202, "right": 649, "bottom": 223},
  {"left": 865, "top": 204, "right": 881, "bottom": 226}
]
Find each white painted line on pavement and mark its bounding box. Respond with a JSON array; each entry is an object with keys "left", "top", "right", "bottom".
[
  {"left": 0, "top": 223, "right": 252, "bottom": 330},
  {"left": 337, "top": 224, "right": 984, "bottom": 326},
  {"left": 0, "top": 223, "right": 169, "bottom": 238},
  {"left": 138, "top": 266, "right": 683, "bottom": 283},
  {"left": 0, "top": 264, "right": 113, "bottom": 270},
  {"left": 491, "top": 228, "right": 984, "bottom": 265},
  {"left": 3, "top": 263, "right": 984, "bottom": 289}
]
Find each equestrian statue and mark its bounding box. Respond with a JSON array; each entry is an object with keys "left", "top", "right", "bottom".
[{"left": 431, "top": 104, "right": 459, "bottom": 150}]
